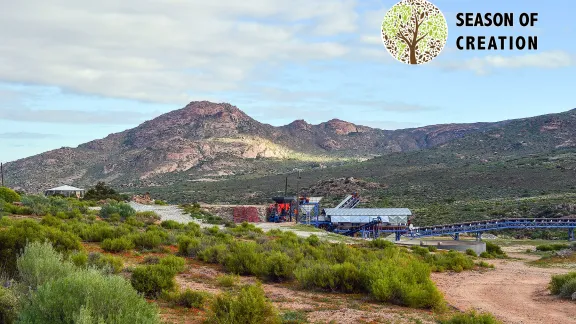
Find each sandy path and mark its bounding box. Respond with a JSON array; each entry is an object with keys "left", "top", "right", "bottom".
[{"left": 432, "top": 252, "right": 576, "bottom": 324}]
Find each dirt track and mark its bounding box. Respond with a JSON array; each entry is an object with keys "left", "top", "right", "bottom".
[{"left": 432, "top": 250, "right": 576, "bottom": 324}]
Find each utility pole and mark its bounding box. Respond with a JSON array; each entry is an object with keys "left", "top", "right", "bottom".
[
  {"left": 1, "top": 162, "right": 4, "bottom": 187},
  {"left": 284, "top": 176, "right": 288, "bottom": 196}
]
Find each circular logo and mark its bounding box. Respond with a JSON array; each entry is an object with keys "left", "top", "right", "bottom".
[{"left": 381, "top": 0, "right": 448, "bottom": 65}]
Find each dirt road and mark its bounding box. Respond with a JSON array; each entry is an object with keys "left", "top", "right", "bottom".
[{"left": 432, "top": 250, "right": 576, "bottom": 324}]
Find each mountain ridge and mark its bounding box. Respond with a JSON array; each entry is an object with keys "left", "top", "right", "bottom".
[{"left": 4, "top": 101, "right": 575, "bottom": 193}]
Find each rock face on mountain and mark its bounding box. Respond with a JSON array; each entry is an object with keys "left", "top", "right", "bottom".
[{"left": 4, "top": 101, "right": 575, "bottom": 193}]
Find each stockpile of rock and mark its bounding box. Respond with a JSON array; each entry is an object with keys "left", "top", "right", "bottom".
[
  {"left": 132, "top": 192, "right": 153, "bottom": 204},
  {"left": 233, "top": 206, "right": 260, "bottom": 223}
]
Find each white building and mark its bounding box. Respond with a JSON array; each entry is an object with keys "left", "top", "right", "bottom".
[{"left": 44, "top": 185, "right": 85, "bottom": 198}]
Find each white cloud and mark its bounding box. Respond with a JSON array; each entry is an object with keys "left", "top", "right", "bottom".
[
  {"left": 0, "top": 108, "right": 155, "bottom": 124},
  {"left": 0, "top": 0, "right": 357, "bottom": 103},
  {"left": 436, "top": 50, "right": 575, "bottom": 74}
]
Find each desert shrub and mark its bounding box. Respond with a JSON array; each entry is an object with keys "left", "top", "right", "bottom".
[
  {"left": 100, "top": 201, "right": 135, "bottom": 220},
  {"left": 479, "top": 252, "right": 490, "bottom": 258},
  {"left": 159, "top": 255, "right": 186, "bottom": 273},
  {"left": 70, "top": 251, "right": 88, "bottom": 267},
  {"left": 0, "top": 220, "right": 82, "bottom": 276},
  {"left": 154, "top": 200, "right": 168, "bottom": 206},
  {"left": 131, "top": 264, "right": 177, "bottom": 298},
  {"left": 411, "top": 246, "right": 430, "bottom": 257},
  {"left": 536, "top": 243, "right": 570, "bottom": 252},
  {"left": 295, "top": 261, "right": 362, "bottom": 293},
  {"left": 0, "top": 286, "right": 18, "bottom": 324},
  {"left": 40, "top": 215, "right": 62, "bottom": 227},
  {"left": 485, "top": 242, "right": 506, "bottom": 258},
  {"left": 185, "top": 222, "right": 202, "bottom": 237},
  {"left": 87, "top": 252, "right": 124, "bottom": 274},
  {"left": 0, "top": 187, "right": 21, "bottom": 203},
  {"left": 367, "top": 258, "right": 445, "bottom": 310},
  {"left": 101, "top": 237, "right": 135, "bottom": 252},
  {"left": 17, "top": 241, "right": 76, "bottom": 290},
  {"left": 261, "top": 251, "right": 295, "bottom": 282},
  {"left": 559, "top": 278, "right": 576, "bottom": 298},
  {"left": 223, "top": 241, "right": 263, "bottom": 275},
  {"left": 167, "top": 289, "right": 207, "bottom": 309},
  {"left": 229, "top": 222, "right": 264, "bottom": 237},
  {"left": 83, "top": 182, "right": 128, "bottom": 202},
  {"left": 178, "top": 236, "right": 201, "bottom": 256},
  {"left": 425, "top": 251, "right": 474, "bottom": 272},
  {"left": 134, "top": 211, "right": 161, "bottom": 225},
  {"left": 161, "top": 220, "right": 184, "bottom": 229},
  {"left": 550, "top": 272, "right": 576, "bottom": 295},
  {"left": 125, "top": 216, "right": 145, "bottom": 227},
  {"left": 198, "top": 243, "right": 229, "bottom": 264},
  {"left": 438, "top": 310, "right": 502, "bottom": 324},
  {"left": 206, "top": 283, "right": 278, "bottom": 324},
  {"left": 476, "top": 261, "right": 494, "bottom": 268},
  {"left": 306, "top": 234, "right": 321, "bottom": 246},
  {"left": 18, "top": 268, "right": 160, "bottom": 323},
  {"left": 131, "top": 231, "right": 164, "bottom": 250},
  {"left": 216, "top": 274, "right": 240, "bottom": 288},
  {"left": 369, "top": 238, "right": 393, "bottom": 249},
  {"left": 466, "top": 249, "right": 478, "bottom": 257},
  {"left": 428, "top": 246, "right": 438, "bottom": 252}
]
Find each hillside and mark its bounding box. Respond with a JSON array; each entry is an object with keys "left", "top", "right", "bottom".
[{"left": 4, "top": 101, "right": 502, "bottom": 192}]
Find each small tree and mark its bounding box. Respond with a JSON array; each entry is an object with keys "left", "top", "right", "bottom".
[
  {"left": 84, "top": 182, "right": 127, "bottom": 201},
  {"left": 0, "top": 187, "right": 20, "bottom": 203}
]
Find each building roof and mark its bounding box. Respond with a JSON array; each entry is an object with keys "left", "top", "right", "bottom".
[
  {"left": 323, "top": 208, "right": 412, "bottom": 216},
  {"left": 46, "top": 185, "right": 85, "bottom": 191}
]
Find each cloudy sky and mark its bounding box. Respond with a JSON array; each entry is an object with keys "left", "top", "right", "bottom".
[{"left": 1, "top": 0, "right": 574, "bottom": 162}]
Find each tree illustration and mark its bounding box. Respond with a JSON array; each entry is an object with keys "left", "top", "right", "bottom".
[{"left": 381, "top": 0, "right": 448, "bottom": 65}]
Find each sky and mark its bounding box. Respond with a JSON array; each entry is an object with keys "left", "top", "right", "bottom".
[{"left": 0, "top": 0, "right": 574, "bottom": 162}]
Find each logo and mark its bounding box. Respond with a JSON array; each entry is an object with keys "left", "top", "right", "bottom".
[{"left": 381, "top": 0, "right": 448, "bottom": 65}]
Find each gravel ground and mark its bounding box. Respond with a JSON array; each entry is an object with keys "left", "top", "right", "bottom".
[{"left": 128, "top": 202, "right": 201, "bottom": 225}]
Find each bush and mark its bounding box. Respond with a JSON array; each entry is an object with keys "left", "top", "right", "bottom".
[
  {"left": 161, "top": 220, "right": 184, "bottom": 229},
  {"left": 369, "top": 238, "right": 394, "bottom": 249},
  {"left": 87, "top": 252, "right": 124, "bottom": 274},
  {"left": 101, "top": 237, "right": 135, "bottom": 252},
  {"left": 159, "top": 255, "right": 186, "bottom": 273},
  {"left": 131, "top": 264, "right": 177, "bottom": 298},
  {"left": 178, "top": 236, "right": 201, "bottom": 257},
  {"left": 261, "top": 251, "right": 295, "bottom": 282},
  {"left": 168, "top": 289, "right": 207, "bottom": 308},
  {"left": 550, "top": 272, "right": 576, "bottom": 295},
  {"left": 0, "top": 286, "right": 18, "bottom": 324},
  {"left": 0, "top": 220, "right": 82, "bottom": 276},
  {"left": 18, "top": 268, "right": 160, "bottom": 323},
  {"left": 216, "top": 274, "right": 240, "bottom": 288},
  {"left": 536, "top": 243, "right": 570, "bottom": 252},
  {"left": 154, "top": 200, "right": 168, "bottom": 206},
  {"left": 134, "top": 211, "right": 161, "bottom": 225},
  {"left": 70, "top": 251, "right": 88, "bottom": 267},
  {"left": 465, "top": 249, "right": 478, "bottom": 257},
  {"left": 223, "top": 241, "right": 263, "bottom": 275},
  {"left": 0, "top": 187, "right": 21, "bottom": 203},
  {"left": 438, "top": 310, "right": 502, "bottom": 324},
  {"left": 206, "top": 283, "right": 278, "bottom": 324},
  {"left": 306, "top": 234, "right": 320, "bottom": 246},
  {"left": 17, "top": 241, "right": 76, "bottom": 290},
  {"left": 131, "top": 231, "right": 165, "bottom": 250},
  {"left": 83, "top": 182, "right": 128, "bottom": 202},
  {"left": 425, "top": 251, "right": 474, "bottom": 272},
  {"left": 428, "top": 246, "right": 438, "bottom": 252},
  {"left": 485, "top": 242, "right": 506, "bottom": 257},
  {"left": 479, "top": 252, "right": 490, "bottom": 258},
  {"left": 100, "top": 201, "right": 136, "bottom": 220},
  {"left": 559, "top": 278, "right": 576, "bottom": 298}
]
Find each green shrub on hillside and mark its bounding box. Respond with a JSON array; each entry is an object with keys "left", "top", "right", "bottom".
[
  {"left": 0, "top": 286, "right": 18, "bottom": 324},
  {"left": 100, "top": 201, "right": 136, "bottom": 220},
  {"left": 0, "top": 187, "right": 20, "bottom": 203},
  {"left": 465, "top": 249, "right": 478, "bottom": 257},
  {"left": 101, "top": 237, "right": 135, "bottom": 252},
  {"left": 161, "top": 220, "right": 184, "bottom": 229},
  {"left": 87, "top": 252, "right": 124, "bottom": 274},
  {"left": 206, "top": 283, "right": 278, "bottom": 324},
  {"left": 18, "top": 268, "right": 159, "bottom": 324},
  {"left": 0, "top": 220, "right": 82, "bottom": 276},
  {"left": 131, "top": 264, "right": 177, "bottom": 298},
  {"left": 536, "top": 243, "right": 570, "bottom": 252},
  {"left": 165, "top": 289, "right": 208, "bottom": 309},
  {"left": 159, "top": 255, "right": 186, "bottom": 273},
  {"left": 549, "top": 272, "right": 576, "bottom": 296},
  {"left": 485, "top": 242, "right": 506, "bottom": 258},
  {"left": 17, "top": 241, "right": 76, "bottom": 290},
  {"left": 135, "top": 211, "right": 161, "bottom": 225}
]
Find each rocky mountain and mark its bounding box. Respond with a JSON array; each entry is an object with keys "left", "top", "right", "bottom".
[{"left": 4, "top": 101, "right": 574, "bottom": 193}]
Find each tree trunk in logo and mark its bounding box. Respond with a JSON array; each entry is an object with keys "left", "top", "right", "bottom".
[{"left": 409, "top": 45, "right": 417, "bottom": 64}]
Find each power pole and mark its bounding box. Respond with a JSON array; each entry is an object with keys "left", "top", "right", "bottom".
[
  {"left": 284, "top": 176, "right": 288, "bottom": 196},
  {"left": 1, "top": 162, "right": 4, "bottom": 187}
]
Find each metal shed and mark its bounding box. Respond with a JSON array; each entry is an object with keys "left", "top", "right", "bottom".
[{"left": 323, "top": 208, "right": 412, "bottom": 225}]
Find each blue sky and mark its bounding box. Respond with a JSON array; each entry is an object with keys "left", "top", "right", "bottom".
[{"left": 0, "top": 0, "right": 574, "bottom": 162}]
